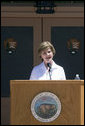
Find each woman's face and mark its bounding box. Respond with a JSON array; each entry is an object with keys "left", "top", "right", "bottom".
[{"left": 40, "top": 47, "right": 53, "bottom": 65}]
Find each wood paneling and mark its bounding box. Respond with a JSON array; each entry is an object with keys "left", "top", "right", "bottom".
[
  {"left": 1, "top": 97, "right": 10, "bottom": 125},
  {"left": 1, "top": 6, "right": 84, "bottom": 18}
]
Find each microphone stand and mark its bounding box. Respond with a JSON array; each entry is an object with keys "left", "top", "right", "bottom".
[
  {"left": 48, "top": 68, "right": 52, "bottom": 80},
  {"left": 47, "top": 63, "right": 52, "bottom": 80}
]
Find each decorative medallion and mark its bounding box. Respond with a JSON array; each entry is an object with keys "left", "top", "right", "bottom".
[
  {"left": 67, "top": 38, "right": 80, "bottom": 54},
  {"left": 31, "top": 92, "right": 61, "bottom": 122},
  {"left": 4, "top": 38, "right": 17, "bottom": 54}
]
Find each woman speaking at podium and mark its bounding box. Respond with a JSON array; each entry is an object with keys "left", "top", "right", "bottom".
[{"left": 29, "top": 41, "right": 66, "bottom": 80}]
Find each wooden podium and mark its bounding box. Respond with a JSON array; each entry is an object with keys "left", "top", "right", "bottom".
[{"left": 10, "top": 80, "right": 84, "bottom": 125}]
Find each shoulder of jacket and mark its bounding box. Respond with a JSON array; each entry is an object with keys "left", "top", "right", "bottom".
[
  {"left": 33, "top": 62, "right": 43, "bottom": 70},
  {"left": 54, "top": 63, "right": 64, "bottom": 70}
]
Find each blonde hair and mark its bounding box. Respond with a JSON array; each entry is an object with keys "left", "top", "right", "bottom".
[{"left": 38, "top": 41, "right": 56, "bottom": 56}]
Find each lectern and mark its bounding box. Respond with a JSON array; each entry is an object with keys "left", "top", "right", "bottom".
[{"left": 10, "top": 80, "right": 84, "bottom": 125}]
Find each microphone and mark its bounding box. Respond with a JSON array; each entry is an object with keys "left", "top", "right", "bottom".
[
  {"left": 47, "top": 63, "right": 52, "bottom": 80},
  {"left": 47, "top": 63, "right": 51, "bottom": 72}
]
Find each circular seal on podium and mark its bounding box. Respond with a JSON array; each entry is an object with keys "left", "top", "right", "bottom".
[{"left": 31, "top": 92, "right": 61, "bottom": 122}]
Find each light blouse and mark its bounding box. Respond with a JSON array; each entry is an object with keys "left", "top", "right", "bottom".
[{"left": 29, "top": 61, "right": 66, "bottom": 80}]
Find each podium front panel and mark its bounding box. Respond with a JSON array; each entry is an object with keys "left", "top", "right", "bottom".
[{"left": 10, "top": 80, "right": 84, "bottom": 125}]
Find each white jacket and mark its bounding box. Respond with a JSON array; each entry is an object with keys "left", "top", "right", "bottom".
[{"left": 29, "top": 61, "right": 66, "bottom": 80}]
